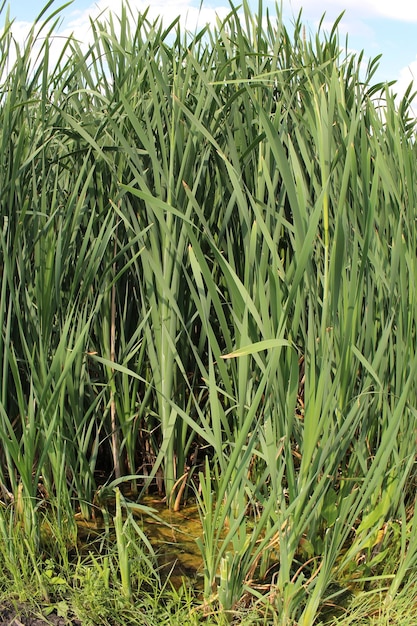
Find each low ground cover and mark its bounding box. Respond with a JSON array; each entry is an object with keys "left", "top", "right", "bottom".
[{"left": 1, "top": 0, "right": 417, "bottom": 624}]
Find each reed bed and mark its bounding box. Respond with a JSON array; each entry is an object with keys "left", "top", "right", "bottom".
[{"left": 1, "top": 1, "right": 417, "bottom": 623}]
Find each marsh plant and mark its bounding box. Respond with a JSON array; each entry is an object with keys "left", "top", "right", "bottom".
[{"left": 1, "top": 0, "right": 417, "bottom": 623}]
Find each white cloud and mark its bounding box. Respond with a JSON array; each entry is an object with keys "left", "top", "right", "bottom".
[
  {"left": 282, "top": 0, "right": 417, "bottom": 22},
  {"left": 393, "top": 59, "right": 417, "bottom": 114},
  {"left": 396, "top": 60, "right": 417, "bottom": 91},
  {"left": 3, "top": 0, "right": 231, "bottom": 76},
  {"left": 367, "top": 0, "right": 417, "bottom": 21},
  {"left": 64, "top": 0, "right": 230, "bottom": 35},
  {"left": 317, "top": 19, "right": 374, "bottom": 40}
]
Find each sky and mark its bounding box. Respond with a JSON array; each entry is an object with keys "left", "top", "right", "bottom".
[{"left": 3, "top": 0, "right": 417, "bottom": 102}]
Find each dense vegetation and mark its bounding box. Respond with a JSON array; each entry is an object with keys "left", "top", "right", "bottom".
[{"left": 1, "top": 0, "right": 417, "bottom": 623}]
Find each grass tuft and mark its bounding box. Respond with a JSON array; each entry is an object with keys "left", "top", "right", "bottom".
[{"left": 1, "top": 1, "right": 417, "bottom": 624}]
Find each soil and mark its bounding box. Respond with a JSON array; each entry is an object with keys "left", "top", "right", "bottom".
[{"left": 0, "top": 605, "right": 82, "bottom": 626}]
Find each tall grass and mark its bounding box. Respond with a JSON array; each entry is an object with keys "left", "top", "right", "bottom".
[{"left": 1, "top": 0, "right": 417, "bottom": 623}]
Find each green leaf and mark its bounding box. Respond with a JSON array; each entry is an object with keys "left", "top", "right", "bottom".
[
  {"left": 221, "top": 339, "right": 292, "bottom": 359},
  {"left": 321, "top": 488, "right": 338, "bottom": 527}
]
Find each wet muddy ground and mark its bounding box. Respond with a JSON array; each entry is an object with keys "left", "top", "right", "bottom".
[{"left": 0, "top": 497, "right": 204, "bottom": 626}]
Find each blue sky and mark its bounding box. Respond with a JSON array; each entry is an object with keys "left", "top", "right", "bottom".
[{"left": 4, "top": 0, "right": 417, "bottom": 98}]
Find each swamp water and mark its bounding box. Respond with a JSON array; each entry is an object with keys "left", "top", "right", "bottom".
[{"left": 75, "top": 496, "right": 205, "bottom": 588}]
